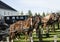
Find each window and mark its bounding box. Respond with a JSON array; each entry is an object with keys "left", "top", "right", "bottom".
[
  {"left": 0, "top": 17, "right": 1, "bottom": 20},
  {"left": 16, "top": 16, "right": 19, "bottom": 19},
  {"left": 7, "top": 17, "right": 9, "bottom": 20},
  {"left": 8, "top": 12, "right": 9, "bottom": 15},
  {"left": 12, "top": 17, "right": 15, "bottom": 19},
  {"left": 20, "top": 16, "right": 24, "bottom": 19},
  {"left": 13, "top": 20, "right": 15, "bottom": 22},
  {"left": 4, "top": 11, "right": 7, "bottom": 15},
  {"left": 0, "top": 11, "right": 2, "bottom": 15}
]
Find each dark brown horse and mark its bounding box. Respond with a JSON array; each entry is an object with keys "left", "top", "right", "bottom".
[
  {"left": 55, "top": 13, "right": 60, "bottom": 29},
  {"left": 34, "top": 15, "right": 42, "bottom": 42}
]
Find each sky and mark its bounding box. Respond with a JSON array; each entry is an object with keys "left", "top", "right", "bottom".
[{"left": 1, "top": 0, "right": 60, "bottom": 14}]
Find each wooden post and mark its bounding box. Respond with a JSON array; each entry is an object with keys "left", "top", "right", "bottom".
[{"left": 54, "top": 35, "right": 57, "bottom": 42}]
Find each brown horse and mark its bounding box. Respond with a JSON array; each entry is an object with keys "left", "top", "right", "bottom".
[
  {"left": 41, "top": 13, "right": 58, "bottom": 37},
  {"left": 9, "top": 16, "right": 34, "bottom": 42},
  {"left": 9, "top": 15, "right": 42, "bottom": 42}
]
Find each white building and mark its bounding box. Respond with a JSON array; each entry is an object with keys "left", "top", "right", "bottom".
[{"left": 0, "top": 1, "right": 19, "bottom": 16}]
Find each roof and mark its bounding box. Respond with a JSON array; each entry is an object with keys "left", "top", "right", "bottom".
[{"left": 0, "top": 1, "right": 17, "bottom": 11}]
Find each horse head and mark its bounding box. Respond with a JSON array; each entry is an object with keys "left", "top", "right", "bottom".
[
  {"left": 56, "top": 13, "right": 60, "bottom": 22},
  {"left": 50, "top": 13, "right": 58, "bottom": 21},
  {"left": 33, "top": 15, "right": 41, "bottom": 29},
  {"left": 41, "top": 13, "right": 58, "bottom": 28}
]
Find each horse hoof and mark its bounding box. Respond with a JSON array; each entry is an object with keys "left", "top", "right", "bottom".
[{"left": 16, "top": 38, "right": 19, "bottom": 40}]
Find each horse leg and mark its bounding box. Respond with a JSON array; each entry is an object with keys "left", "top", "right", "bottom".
[
  {"left": 52, "top": 24, "right": 55, "bottom": 32},
  {"left": 9, "top": 36, "right": 12, "bottom": 42},
  {"left": 9, "top": 32, "right": 15, "bottom": 42},
  {"left": 36, "top": 24, "right": 40, "bottom": 37},
  {"left": 39, "top": 28, "right": 43, "bottom": 42},
  {"left": 15, "top": 35, "right": 18, "bottom": 40},
  {"left": 53, "top": 24, "right": 55, "bottom": 32},
  {"left": 41, "top": 25, "right": 44, "bottom": 34},
  {"left": 9, "top": 38, "right": 13, "bottom": 42},
  {"left": 46, "top": 26, "right": 49, "bottom": 37},
  {"left": 9, "top": 34, "right": 12, "bottom": 42},
  {"left": 36, "top": 25, "right": 43, "bottom": 42},
  {"left": 43, "top": 23, "right": 46, "bottom": 29},
  {"left": 15, "top": 33, "right": 20, "bottom": 40},
  {"left": 10, "top": 39, "right": 13, "bottom": 42},
  {"left": 29, "top": 31, "right": 33, "bottom": 42},
  {"left": 57, "top": 22, "right": 59, "bottom": 29},
  {"left": 50, "top": 25, "right": 52, "bottom": 31},
  {"left": 16, "top": 38, "right": 19, "bottom": 40},
  {"left": 36, "top": 29, "right": 39, "bottom": 37},
  {"left": 25, "top": 32, "right": 28, "bottom": 42}
]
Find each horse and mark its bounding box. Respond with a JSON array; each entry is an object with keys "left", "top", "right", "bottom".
[
  {"left": 55, "top": 13, "right": 60, "bottom": 29},
  {"left": 9, "top": 15, "right": 42, "bottom": 42},
  {"left": 9, "top": 16, "right": 34, "bottom": 42},
  {"left": 41, "top": 13, "right": 58, "bottom": 37},
  {"left": 33, "top": 15, "right": 43, "bottom": 42}
]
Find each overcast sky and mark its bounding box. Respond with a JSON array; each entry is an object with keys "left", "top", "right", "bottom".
[{"left": 1, "top": 0, "right": 60, "bottom": 14}]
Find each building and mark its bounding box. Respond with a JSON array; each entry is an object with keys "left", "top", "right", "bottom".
[
  {"left": 0, "top": 0, "right": 18, "bottom": 16},
  {"left": 0, "top": 0, "right": 29, "bottom": 25}
]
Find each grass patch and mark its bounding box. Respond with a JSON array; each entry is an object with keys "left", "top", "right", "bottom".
[{"left": 14, "top": 27, "right": 60, "bottom": 42}]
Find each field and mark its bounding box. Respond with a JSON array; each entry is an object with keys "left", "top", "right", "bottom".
[{"left": 14, "top": 24, "right": 60, "bottom": 42}]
